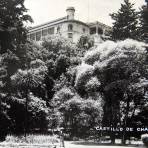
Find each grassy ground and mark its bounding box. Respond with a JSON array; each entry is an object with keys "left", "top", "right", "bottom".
[
  {"left": 5, "top": 134, "right": 59, "bottom": 144},
  {"left": 0, "top": 134, "right": 60, "bottom": 147},
  {"left": 0, "top": 135, "right": 143, "bottom": 148}
]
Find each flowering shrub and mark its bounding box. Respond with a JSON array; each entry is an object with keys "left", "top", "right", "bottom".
[
  {"left": 42, "top": 35, "right": 81, "bottom": 58},
  {"left": 76, "top": 39, "right": 147, "bottom": 93}
]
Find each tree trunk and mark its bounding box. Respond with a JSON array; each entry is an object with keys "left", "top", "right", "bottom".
[
  {"left": 122, "top": 94, "right": 130, "bottom": 145},
  {"left": 25, "top": 89, "right": 29, "bottom": 138},
  {"left": 110, "top": 132, "right": 115, "bottom": 144}
]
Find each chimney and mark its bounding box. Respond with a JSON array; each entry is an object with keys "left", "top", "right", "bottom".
[{"left": 66, "top": 7, "right": 75, "bottom": 20}]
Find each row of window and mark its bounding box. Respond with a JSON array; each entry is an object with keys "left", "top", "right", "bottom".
[
  {"left": 28, "top": 33, "right": 73, "bottom": 41},
  {"left": 28, "top": 27, "right": 104, "bottom": 41},
  {"left": 28, "top": 24, "right": 88, "bottom": 41},
  {"left": 90, "top": 27, "right": 103, "bottom": 35},
  {"left": 28, "top": 27, "right": 54, "bottom": 41},
  {"left": 29, "top": 32, "right": 73, "bottom": 41}
]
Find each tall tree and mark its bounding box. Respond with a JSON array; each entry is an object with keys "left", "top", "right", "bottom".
[
  {"left": 0, "top": 0, "right": 33, "bottom": 96},
  {"left": 0, "top": 0, "right": 33, "bottom": 54},
  {"left": 11, "top": 61, "right": 47, "bottom": 135},
  {"left": 139, "top": 1, "right": 148, "bottom": 43},
  {"left": 110, "top": 0, "right": 139, "bottom": 41}
]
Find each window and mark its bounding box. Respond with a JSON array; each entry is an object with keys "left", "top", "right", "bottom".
[
  {"left": 104, "top": 29, "right": 111, "bottom": 36},
  {"left": 98, "top": 27, "right": 103, "bottom": 35},
  {"left": 90, "top": 27, "right": 96, "bottom": 34},
  {"left": 68, "top": 24, "right": 73, "bottom": 31},
  {"left": 48, "top": 27, "right": 54, "bottom": 34},
  {"left": 57, "top": 26, "right": 60, "bottom": 33},
  {"left": 83, "top": 28, "right": 86, "bottom": 33},
  {"left": 42, "top": 29, "right": 48, "bottom": 36},
  {"left": 36, "top": 31, "right": 41, "bottom": 41},
  {"left": 68, "top": 33, "right": 73, "bottom": 39},
  {"left": 27, "top": 34, "right": 30, "bottom": 40},
  {"left": 30, "top": 33, "right": 35, "bottom": 41}
]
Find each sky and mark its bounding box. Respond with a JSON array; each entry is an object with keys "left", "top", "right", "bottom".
[{"left": 24, "top": 0, "right": 146, "bottom": 27}]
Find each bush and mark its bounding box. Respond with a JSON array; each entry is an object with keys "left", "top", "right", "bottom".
[{"left": 141, "top": 134, "right": 148, "bottom": 147}]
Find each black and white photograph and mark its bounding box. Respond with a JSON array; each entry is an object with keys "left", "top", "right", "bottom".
[{"left": 0, "top": 0, "right": 148, "bottom": 147}]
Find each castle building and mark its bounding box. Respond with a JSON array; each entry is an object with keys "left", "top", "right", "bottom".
[{"left": 27, "top": 7, "right": 112, "bottom": 44}]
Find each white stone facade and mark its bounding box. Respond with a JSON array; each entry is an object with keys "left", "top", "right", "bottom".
[{"left": 27, "top": 7, "right": 112, "bottom": 43}]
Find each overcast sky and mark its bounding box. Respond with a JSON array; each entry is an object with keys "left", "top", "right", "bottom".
[{"left": 24, "top": 0, "right": 146, "bottom": 27}]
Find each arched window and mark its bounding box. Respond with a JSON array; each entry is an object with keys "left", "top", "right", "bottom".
[
  {"left": 83, "top": 28, "right": 86, "bottom": 33},
  {"left": 68, "top": 24, "right": 73, "bottom": 31}
]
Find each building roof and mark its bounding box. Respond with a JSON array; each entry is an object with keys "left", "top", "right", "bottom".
[
  {"left": 63, "top": 20, "right": 89, "bottom": 27},
  {"left": 66, "top": 7, "right": 75, "bottom": 11},
  {"left": 28, "top": 16, "right": 90, "bottom": 33},
  {"left": 87, "top": 21, "right": 112, "bottom": 30},
  {"left": 28, "top": 16, "right": 67, "bottom": 32},
  {"left": 28, "top": 7, "right": 112, "bottom": 33}
]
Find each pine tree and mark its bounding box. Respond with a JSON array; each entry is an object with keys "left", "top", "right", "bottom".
[
  {"left": 110, "top": 0, "right": 139, "bottom": 41},
  {"left": 139, "top": 1, "right": 148, "bottom": 43}
]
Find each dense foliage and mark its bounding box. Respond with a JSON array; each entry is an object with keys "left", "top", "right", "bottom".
[
  {"left": 77, "top": 35, "right": 94, "bottom": 50},
  {"left": 0, "top": 0, "right": 33, "bottom": 53},
  {"left": 1, "top": 30, "right": 148, "bottom": 144},
  {"left": 0, "top": 0, "right": 148, "bottom": 145},
  {"left": 0, "top": 33, "right": 88, "bottom": 140},
  {"left": 110, "top": 0, "right": 139, "bottom": 41},
  {"left": 0, "top": 0, "right": 32, "bottom": 140},
  {"left": 76, "top": 39, "right": 148, "bottom": 143},
  {"left": 139, "top": 3, "right": 148, "bottom": 43}
]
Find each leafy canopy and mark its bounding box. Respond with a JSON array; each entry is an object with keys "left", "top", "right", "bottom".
[{"left": 0, "top": 0, "right": 33, "bottom": 53}]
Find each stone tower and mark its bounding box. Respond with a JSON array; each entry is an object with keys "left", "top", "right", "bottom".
[{"left": 66, "top": 7, "right": 75, "bottom": 20}]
